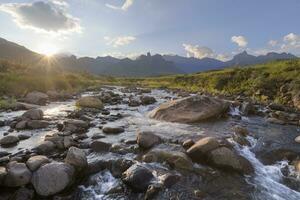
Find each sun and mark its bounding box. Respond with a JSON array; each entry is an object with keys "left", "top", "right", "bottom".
[{"left": 37, "top": 43, "right": 59, "bottom": 57}]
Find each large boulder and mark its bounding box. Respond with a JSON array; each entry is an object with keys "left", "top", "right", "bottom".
[
  {"left": 209, "top": 147, "right": 254, "bottom": 174},
  {"left": 65, "top": 147, "right": 87, "bottom": 170},
  {"left": 186, "top": 137, "right": 220, "bottom": 162},
  {"left": 26, "top": 156, "right": 50, "bottom": 171},
  {"left": 4, "top": 161, "right": 32, "bottom": 187},
  {"left": 76, "top": 96, "right": 103, "bottom": 109},
  {"left": 122, "top": 164, "right": 154, "bottom": 192},
  {"left": 22, "top": 109, "right": 43, "bottom": 120},
  {"left": 0, "top": 135, "right": 19, "bottom": 146},
  {"left": 136, "top": 131, "right": 161, "bottom": 149},
  {"left": 27, "top": 120, "right": 50, "bottom": 129},
  {"left": 149, "top": 95, "right": 229, "bottom": 123},
  {"left": 31, "top": 162, "right": 75, "bottom": 196},
  {"left": 24, "top": 91, "right": 48, "bottom": 105}
]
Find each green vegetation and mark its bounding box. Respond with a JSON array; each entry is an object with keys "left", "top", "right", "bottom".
[{"left": 116, "top": 59, "right": 300, "bottom": 105}]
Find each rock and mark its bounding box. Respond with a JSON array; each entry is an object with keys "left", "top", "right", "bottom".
[
  {"left": 143, "top": 149, "right": 193, "bottom": 170},
  {"left": 186, "top": 137, "right": 220, "bottom": 162},
  {"left": 22, "top": 109, "right": 44, "bottom": 120},
  {"left": 122, "top": 164, "right": 154, "bottom": 192},
  {"left": 64, "top": 136, "right": 75, "bottom": 149},
  {"left": 294, "top": 160, "right": 300, "bottom": 172},
  {"left": 0, "top": 135, "right": 19, "bottom": 146},
  {"left": 35, "top": 141, "right": 56, "bottom": 155},
  {"left": 182, "top": 139, "right": 195, "bottom": 149},
  {"left": 233, "top": 126, "right": 249, "bottom": 137},
  {"left": 140, "top": 96, "right": 156, "bottom": 105},
  {"left": 65, "top": 147, "right": 87, "bottom": 170},
  {"left": 136, "top": 131, "right": 161, "bottom": 149},
  {"left": 233, "top": 134, "right": 250, "bottom": 146},
  {"left": 63, "top": 119, "right": 89, "bottom": 133},
  {"left": 90, "top": 140, "right": 111, "bottom": 152},
  {"left": 0, "top": 151, "right": 9, "bottom": 157},
  {"left": 10, "top": 187, "right": 34, "bottom": 200},
  {"left": 209, "top": 147, "right": 254, "bottom": 174},
  {"left": 0, "top": 120, "right": 5, "bottom": 127},
  {"left": 128, "top": 99, "right": 141, "bottom": 107},
  {"left": 31, "top": 162, "right": 75, "bottom": 196},
  {"left": 18, "top": 133, "right": 31, "bottom": 140},
  {"left": 0, "top": 166, "right": 7, "bottom": 185},
  {"left": 27, "top": 120, "right": 50, "bottom": 129},
  {"left": 44, "top": 134, "right": 64, "bottom": 149},
  {"left": 76, "top": 96, "right": 103, "bottom": 109},
  {"left": 266, "top": 117, "right": 286, "bottom": 125},
  {"left": 102, "top": 125, "right": 124, "bottom": 134},
  {"left": 15, "top": 120, "right": 28, "bottom": 130},
  {"left": 149, "top": 95, "right": 229, "bottom": 123},
  {"left": 160, "top": 173, "right": 181, "bottom": 188},
  {"left": 145, "top": 183, "right": 162, "bottom": 199},
  {"left": 26, "top": 155, "right": 50, "bottom": 171},
  {"left": 295, "top": 136, "right": 300, "bottom": 143},
  {"left": 24, "top": 91, "right": 48, "bottom": 105},
  {"left": 4, "top": 161, "right": 32, "bottom": 187},
  {"left": 240, "top": 102, "right": 254, "bottom": 115}
]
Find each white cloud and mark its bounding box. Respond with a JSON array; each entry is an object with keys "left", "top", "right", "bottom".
[
  {"left": 104, "top": 36, "right": 136, "bottom": 47},
  {"left": 183, "top": 44, "right": 231, "bottom": 61},
  {"left": 231, "top": 35, "right": 248, "bottom": 47},
  {"left": 268, "top": 40, "right": 278, "bottom": 47},
  {"left": 0, "top": 1, "right": 81, "bottom": 34},
  {"left": 106, "top": 0, "right": 134, "bottom": 11}
]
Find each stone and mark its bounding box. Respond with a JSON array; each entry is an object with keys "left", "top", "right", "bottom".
[
  {"left": 160, "top": 173, "right": 181, "bottom": 188},
  {"left": 4, "top": 161, "right": 32, "bottom": 187},
  {"left": 102, "top": 125, "right": 124, "bottom": 134},
  {"left": 149, "top": 95, "right": 229, "bottom": 123},
  {"left": 10, "top": 187, "right": 34, "bottom": 200},
  {"left": 76, "top": 96, "right": 103, "bottom": 109},
  {"left": 240, "top": 102, "right": 254, "bottom": 115},
  {"left": 128, "top": 99, "right": 141, "bottom": 107},
  {"left": 15, "top": 120, "right": 28, "bottom": 130},
  {"left": 210, "top": 147, "right": 254, "bottom": 174},
  {"left": 122, "top": 164, "right": 154, "bottom": 192},
  {"left": 26, "top": 155, "right": 50, "bottom": 171},
  {"left": 22, "top": 109, "right": 44, "bottom": 120},
  {"left": 90, "top": 140, "right": 111, "bottom": 152},
  {"left": 0, "top": 135, "right": 19, "bottom": 146},
  {"left": 64, "top": 136, "right": 75, "bottom": 149},
  {"left": 266, "top": 117, "right": 286, "bottom": 125},
  {"left": 65, "top": 147, "right": 87, "bottom": 170},
  {"left": 24, "top": 91, "right": 48, "bottom": 105},
  {"left": 187, "top": 137, "right": 220, "bottom": 162},
  {"left": 233, "top": 134, "right": 250, "bottom": 146},
  {"left": 63, "top": 119, "right": 89, "bottom": 133},
  {"left": 18, "top": 133, "right": 31, "bottom": 140},
  {"left": 35, "top": 141, "right": 56, "bottom": 155},
  {"left": 140, "top": 96, "right": 156, "bottom": 105},
  {"left": 0, "top": 166, "right": 7, "bottom": 185},
  {"left": 233, "top": 126, "right": 249, "bottom": 137},
  {"left": 136, "top": 131, "right": 161, "bottom": 149},
  {"left": 91, "top": 133, "right": 105, "bottom": 139},
  {"left": 182, "top": 139, "right": 195, "bottom": 149},
  {"left": 27, "top": 120, "right": 50, "bottom": 129},
  {"left": 294, "top": 136, "right": 300, "bottom": 143},
  {"left": 31, "top": 162, "right": 75, "bottom": 196}
]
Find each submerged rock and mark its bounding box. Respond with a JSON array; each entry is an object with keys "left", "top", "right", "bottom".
[
  {"left": 136, "top": 131, "right": 161, "bottom": 149},
  {"left": 76, "top": 96, "right": 103, "bottom": 109},
  {"left": 31, "top": 162, "right": 75, "bottom": 196},
  {"left": 122, "top": 164, "right": 154, "bottom": 192},
  {"left": 4, "top": 161, "right": 32, "bottom": 187},
  {"left": 149, "top": 95, "right": 229, "bottom": 123}
]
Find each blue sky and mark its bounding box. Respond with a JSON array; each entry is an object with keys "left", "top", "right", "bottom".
[{"left": 0, "top": 0, "right": 299, "bottom": 60}]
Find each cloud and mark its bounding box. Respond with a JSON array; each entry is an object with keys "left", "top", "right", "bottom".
[
  {"left": 104, "top": 36, "right": 136, "bottom": 47},
  {"left": 268, "top": 40, "right": 278, "bottom": 47},
  {"left": 183, "top": 44, "right": 230, "bottom": 61},
  {"left": 106, "top": 0, "right": 134, "bottom": 11},
  {"left": 231, "top": 35, "right": 248, "bottom": 47},
  {"left": 0, "top": 1, "right": 81, "bottom": 34}
]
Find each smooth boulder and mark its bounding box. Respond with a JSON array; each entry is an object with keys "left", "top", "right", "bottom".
[
  {"left": 102, "top": 125, "right": 124, "bottom": 134},
  {"left": 137, "top": 131, "right": 161, "bottom": 149},
  {"left": 26, "top": 156, "right": 50, "bottom": 171},
  {"left": 0, "top": 135, "right": 19, "bottom": 146},
  {"left": 65, "top": 147, "right": 87, "bottom": 170},
  {"left": 22, "top": 109, "right": 43, "bottom": 120},
  {"left": 149, "top": 95, "right": 229, "bottom": 123},
  {"left": 76, "top": 96, "right": 103, "bottom": 109},
  {"left": 4, "top": 161, "right": 32, "bottom": 187},
  {"left": 31, "top": 162, "right": 75, "bottom": 196},
  {"left": 187, "top": 137, "right": 220, "bottom": 162}
]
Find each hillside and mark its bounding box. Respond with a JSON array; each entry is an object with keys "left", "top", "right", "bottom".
[{"left": 116, "top": 59, "right": 300, "bottom": 107}]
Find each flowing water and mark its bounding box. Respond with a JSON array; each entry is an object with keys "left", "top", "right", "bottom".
[{"left": 0, "top": 86, "right": 300, "bottom": 199}]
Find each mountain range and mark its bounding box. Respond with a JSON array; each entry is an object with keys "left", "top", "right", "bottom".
[{"left": 0, "top": 37, "right": 298, "bottom": 76}]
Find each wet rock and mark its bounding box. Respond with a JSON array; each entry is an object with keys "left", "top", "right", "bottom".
[
  {"left": 160, "top": 173, "right": 181, "bottom": 188},
  {"left": 102, "top": 125, "right": 124, "bottom": 134},
  {"left": 0, "top": 120, "right": 5, "bottom": 127},
  {"left": 233, "top": 125, "right": 249, "bottom": 136},
  {"left": 110, "top": 143, "right": 135, "bottom": 155},
  {"left": 140, "top": 96, "right": 156, "bottom": 105},
  {"left": 26, "top": 155, "right": 50, "bottom": 171},
  {"left": 64, "top": 136, "right": 76, "bottom": 149},
  {"left": 4, "top": 161, "right": 32, "bottom": 187},
  {"left": 91, "top": 133, "right": 105, "bottom": 139},
  {"left": 122, "top": 164, "right": 154, "bottom": 192},
  {"left": 209, "top": 147, "right": 254, "bottom": 174},
  {"left": 0, "top": 135, "right": 19, "bottom": 146},
  {"left": 295, "top": 136, "right": 300, "bottom": 143},
  {"left": 31, "top": 162, "right": 75, "bottom": 196},
  {"left": 10, "top": 187, "right": 34, "bottom": 200},
  {"left": 24, "top": 91, "right": 48, "bottom": 105},
  {"left": 18, "top": 133, "right": 31, "bottom": 140},
  {"left": 266, "top": 117, "right": 286, "bottom": 125},
  {"left": 186, "top": 137, "right": 220, "bottom": 162},
  {"left": 128, "top": 99, "right": 141, "bottom": 107},
  {"left": 0, "top": 166, "right": 7, "bottom": 185},
  {"left": 149, "top": 95, "right": 229, "bottom": 123},
  {"left": 145, "top": 183, "right": 162, "bottom": 199},
  {"left": 22, "top": 109, "right": 44, "bottom": 120},
  {"left": 136, "top": 131, "right": 161, "bottom": 149},
  {"left": 65, "top": 147, "right": 87, "bottom": 170},
  {"left": 90, "top": 140, "right": 112, "bottom": 152},
  {"left": 45, "top": 134, "right": 65, "bottom": 149},
  {"left": 110, "top": 159, "right": 134, "bottom": 178},
  {"left": 27, "top": 120, "right": 50, "bottom": 129},
  {"left": 15, "top": 120, "right": 28, "bottom": 130},
  {"left": 240, "top": 102, "right": 254, "bottom": 115},
  {"left": 63, "top": 119, "right": 89, "bottom": 133},
  {"left": 0, "top": 151, "right": 9, "bottom": 157},
  {"left": 143, "top": 149, "right": 193, "bottom": 170},
  {"left": 35, "top": 141, "right": 56, "bottom": 155},
  {"left": 76, "top": 96, "right": 103, "bottom": 109},
  {"left": 0, "top": 156, "right": 9, "bottom": 165},
  {"left": 182, "top": 139, "right": 195, "bottom": 149},
  {"left": 232, "top": 134, "right": 250, "bottom": 146}
]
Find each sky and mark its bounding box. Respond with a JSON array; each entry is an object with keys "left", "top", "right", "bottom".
[{"left": 0, "top": 0, "right": 300, "bottom": 60}]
